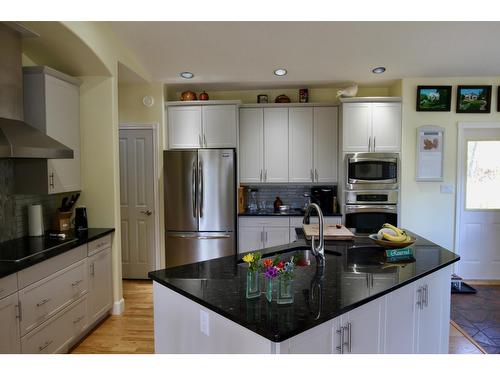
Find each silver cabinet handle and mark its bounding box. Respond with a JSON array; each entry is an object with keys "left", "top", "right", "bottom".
[
  {"left": 261, "top": 231, "right": 264, "bottom": 245},
  {"left": 90, "top": 263, "right": 95, "bottom": 277},
  {"left": 36, "top": 298, "right": 51, "bottom": 307},
  {"left": 38, "top": 340, "right": 53, "bottom": 352},
  {"left": 416, "top": 287, "right": 422, "bottom": 310},
  {"left": 260, "top": 169, "right": 263, "bottom": 182},
  {"left": 368, "top": 137, "right": 371, "bottom": 152},
  {"left": 192, "top": 161, "right": 197, "bottom": 218},
  {"left": 336, "top": 326, "right": 345, "bottom": 353},
  {"left": 73, "top": 315, "right": 85, "bottom": 324},
  {"left": 140, "top": 209, "right": 153, "bottom": 216},
  {"left": 315, "top": 169, "right": 319, "bottom": 181},
  {"left": 71, "top": 279, "right": 83, "bottom": 287},
  {"left": 168, "top": 234, "right": 231, "bottom": 240},
  {"left": 198, "top": 160, "right": 204, "bottom": 218},
  {"left": 310, "top": 169, "right": 314, "bottom": 182},
  {"left": 346, "top": 322, "right": 352, "bottom": 353},
  {"left": 424, "top": 284, "right": 428, "bottom": 307},
  {"left": 16, "top": 302, "right": 22, "bottom": 321},
  {"left": 203, "top": 133, "right": 207, "bottom": 147},
  {"left": 264, "top": 169, "right": 267, "bottom": 181},
  {"left": 49, "top": 173, "right": 55, "bottom": 189},
  {"left": 0, "top": 288, "right": 4, "bottom": 294},
  {"left": 373, "top": 136, "right": 376, "bottom": 151},
  {"left": 198, "top": 134, "right": 203, "bottom": 147},
  {"left": 265, "top": 231, "right": 268, "bottom": 243},
  {"left": 366, "top": 274, "right": 369, "bottom": 288}
]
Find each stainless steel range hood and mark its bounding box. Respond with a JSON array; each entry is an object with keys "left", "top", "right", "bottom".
[{"left": 0, "top": 23, "right": 73, "bottom": 159}]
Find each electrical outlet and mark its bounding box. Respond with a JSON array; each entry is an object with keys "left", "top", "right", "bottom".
[
  {"left": 200, "top": 310, "right": 210, "bottom": 336},
  {"left": 440, "top": 184, "right": 454, "bottom": 194}
]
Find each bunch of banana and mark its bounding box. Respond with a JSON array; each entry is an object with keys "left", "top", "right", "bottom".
[{"left": 377, "top": 223, "right": 411, "bottom": 242}]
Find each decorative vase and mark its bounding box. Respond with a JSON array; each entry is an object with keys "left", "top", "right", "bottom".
[
  {"left": 277, "top": 277, "right": 294, "bottom": 304},
  {"left": 246, "top": 269, "right": 260, "bottom": 299},
  {"left": 265, "top": 277, "right": 274, "bottom": 302}
]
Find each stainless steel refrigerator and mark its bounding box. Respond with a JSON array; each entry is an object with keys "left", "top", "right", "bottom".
[{"left": 164, "top": 149, "right": 236, "bottom": 268}]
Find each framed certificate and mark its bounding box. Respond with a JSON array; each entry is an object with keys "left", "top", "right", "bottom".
[{"left": 416, "top": 126, "right": 444, "bottom": 181}]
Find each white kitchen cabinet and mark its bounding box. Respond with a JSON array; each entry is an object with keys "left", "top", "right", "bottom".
[
  {"left": 0, "top": 292, "right": 21, "bottom": 354},
  {"left": 88, "top": 247, "right": 113, "bottom": 322},
  {"left": 238, "top": 217, "right": 290, "bottom": 252},
  {"left": 239, "top": 108, "right": 264, "bottom": 183},
  {"left": 264, "top": 108, "right": 289, "bottom": 182},
  {"left": 288, "top": 107, "right": 313, "bottom": 183},
  {"left": 342, "top": 101, "right": 401, "bottom": 152},
  {"left": 286, "top": 319, "right": 339, "bottom": 354},
  {"left": 313, "top": 107, "right": 338, "bottom": 182},
  {"left": 238, "top": 225, "right": 264, "bottom": 254},
  {"left": 264, "top": 226, "right": 290, "bottom": 248},
  {"left": 16, "top": 66, "right": 81, "bottom": 194},
  {"left": 167, "top": 104, "right": 238, "bottom": 149}
]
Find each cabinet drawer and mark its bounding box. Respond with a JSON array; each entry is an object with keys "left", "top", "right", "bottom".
[
  {"left": 18, "top": 244, "right": 87, "bottom": 289},
  {"left": 239, "top": 217, "right": 290, "bottom": 227},
  {"left": 0, "top": 273, "right": 18, "bottom": 299},
  {"left": 88, "top": 235, "right": 112, "bottom": 256},
  {"left": 19, "top": 259, "right": 88, "bottom": 335},
  {"left": 21, "top": 296, "right": 87, "bottom": 354}
]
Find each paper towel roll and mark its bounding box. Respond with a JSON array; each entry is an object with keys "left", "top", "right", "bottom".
[{"left": 28, "top": 204, "right": 44, "bottom": 237}]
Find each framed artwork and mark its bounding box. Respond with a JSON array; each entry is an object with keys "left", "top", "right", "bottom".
[
  {"left": 416, "top": 86, "right": 452, "bottom": 112},
  {"left": 456, "top": 85, "right": 492, "bottom": 113},
  {"left": 416, "top": 125, "right": 444, "bottom": 182}
]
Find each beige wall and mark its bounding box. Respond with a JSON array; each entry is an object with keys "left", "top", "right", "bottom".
[{"left": 400, "top": 77, "right": 500, "bottom": 250}]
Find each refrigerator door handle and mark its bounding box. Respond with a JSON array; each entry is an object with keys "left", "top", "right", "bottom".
[
  {"left": 167, "top": 233, "right": 231, "bottom": 240},
  {"left": 198, "top": 160, "right": 204, "bottom": 218},
  {"left": 192, "top": 161, "right": 197, "bottom": 218}
]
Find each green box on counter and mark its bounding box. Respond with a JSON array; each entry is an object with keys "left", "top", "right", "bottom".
[{"left": 385, "top": 247, "right": 413, "bottom": 258}]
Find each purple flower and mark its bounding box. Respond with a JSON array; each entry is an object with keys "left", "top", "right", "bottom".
[{"left": 265, "top": 266, "right": 278, "bottom": 279}]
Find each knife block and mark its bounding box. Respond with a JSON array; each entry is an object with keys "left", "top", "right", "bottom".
[{"left": 53, "top": 210, "right": 72, "bottom": 232}]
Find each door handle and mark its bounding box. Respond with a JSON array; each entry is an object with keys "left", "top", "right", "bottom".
[
  {"left": 416, "top": 287, "right": 422, "bottom": 310},
  {"left": 368, "top": 137, "right": 371, "bottom": 152},
  {"left": 373, "top": 136, "right": 376, "bottom": 151},
  {"left": 38, "top": 340, "right": 53, "bottom": 352},
  {"left": 71, "top": 279, "right": 83, "bottom": 287},
  {"left": 168, "top": 234, "right": 231, "bottom": 240},
  {"left": 260, "top": 169, "right": 263, "bottom": 182},
  {"left": 346, "top": 322, "right": 352, "bottom": 353},
  {"left": 192, "top": 161, "right": 197, "bottom": 218},
  {"left": 198, "top": 160, "right": 204, "bottom": 218},
  {"left": 36, "top": 298, "right": 51, "bottom": 307},
  {"left": 199, "top": 134, "right": 203, "bottom": 147},
  {"left": 203, "top": 134, "right": 207, "bottom": 147},
  {"left": 336, "top": 326, "right": 344, "bottom": 354},
  {"left": 49, "top": 173, "right": 55, "bottom": 189},
  {"left": 264, "top": 169, "right": 267, "bottom": 181},
  {"left": 140, "top": 209, "right": 153, "bottom": 216},
  {"left": 315, "top": 169, "right": 319, "bottom": 181},
  {"left": 424, "top": 284, "right": 428, "bottom": 307},
  {"left": 310, "top": 169, "right": 314, "bottom": 182}
]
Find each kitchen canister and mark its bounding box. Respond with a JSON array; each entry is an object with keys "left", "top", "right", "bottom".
[{"left": 28, "top": 204, "right": 44, "bottom": 236}]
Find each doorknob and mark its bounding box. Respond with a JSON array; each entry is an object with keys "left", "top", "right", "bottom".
[{"left": 140, "top": 209, "right": 153, "bottom": 216}]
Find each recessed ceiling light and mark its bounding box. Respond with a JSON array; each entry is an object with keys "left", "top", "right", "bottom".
[
  {"left": 180, "top": 71, "right": 194, "bottom": 79},
  {"left": 274, "top": 68, "right": 287, "bottom": 77},
  {"left": 372, "top": 67, "right": 386, "bottom": 74}
]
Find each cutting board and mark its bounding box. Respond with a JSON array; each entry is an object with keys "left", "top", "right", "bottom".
[{"left": 303, "top": 224, "right": 355, "bottom": 241}]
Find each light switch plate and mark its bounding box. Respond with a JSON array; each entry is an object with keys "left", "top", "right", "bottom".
[
  {"left": 200, "top": 310, "right": 210, "bottom": 336},
  {"left": 440, "top": 184, "right": 454, "bottom": 194}
]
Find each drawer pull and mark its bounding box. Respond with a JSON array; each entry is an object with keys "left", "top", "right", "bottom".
[
  {"left": 36, "top": 298, "right": 51, "bottom": 307},
  {"left": 38, "top": 340, "right": 53, "bottom": 352},
  {"left": 0, "top": 288, "right": 4, "bottom": 294},
  {"left": 71, "top": 279, "right": 83, "bottom": 287},
  {"left": 73, "top": 315, "right": 85, "bottom": 324}
]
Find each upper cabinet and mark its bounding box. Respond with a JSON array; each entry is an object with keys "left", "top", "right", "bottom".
[
  {"left": 15, "top": 67, "right": 81, "bottom": 195},
  {"left": 167, "top": 103, "right": 238, "bottom": 149},
  {"left": 341, "top": 100, "right": 401, "bottom": 153},
  {"left": 240, "top": 104, "right": 338, "bottom": 184}
]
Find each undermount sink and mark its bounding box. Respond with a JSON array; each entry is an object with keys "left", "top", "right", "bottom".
[{"left": 238, "top": 245, "right": 341, "bottom": 265}]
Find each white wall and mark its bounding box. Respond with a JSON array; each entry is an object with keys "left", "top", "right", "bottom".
[{"left": 400, "top": 77, "right": 500, "bottom": 250}]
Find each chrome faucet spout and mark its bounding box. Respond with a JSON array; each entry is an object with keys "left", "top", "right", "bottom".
[{"left": 303, "top": 203, "right": 325, "bottom": 267}]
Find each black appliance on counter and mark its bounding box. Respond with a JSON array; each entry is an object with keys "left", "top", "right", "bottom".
[
  {"left": 75, "top": 207, "right": 88, "bottom": 231},
  {"left": 310, "top": 186, "right": 337, "bottom": 214}
]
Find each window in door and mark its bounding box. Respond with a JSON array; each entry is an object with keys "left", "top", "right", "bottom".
[{"left": 466, "top": 140, "right": 500, "bottom": 209}]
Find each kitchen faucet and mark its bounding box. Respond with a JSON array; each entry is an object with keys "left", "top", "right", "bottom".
[{"left": 303, "top": 203, "right": 325, "bottom": 267}]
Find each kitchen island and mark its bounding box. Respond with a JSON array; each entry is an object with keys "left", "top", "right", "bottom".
[{"left": 149, "top": 231, "right": 459, "bottom": 354}]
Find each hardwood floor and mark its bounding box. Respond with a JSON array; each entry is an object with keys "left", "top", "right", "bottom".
[{"left": 70, "top": 280, "right": 483, "bottom": 354}]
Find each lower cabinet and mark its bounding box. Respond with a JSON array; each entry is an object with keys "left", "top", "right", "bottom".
[
  {"left": 0, "top": 293, "right": 21, "bottom": 354},
  {"left": 238, "top": 217, "right": 290, "bottom": 253},
  {"left": 88, "top": 247, "right": 113, "bottom": 322}
]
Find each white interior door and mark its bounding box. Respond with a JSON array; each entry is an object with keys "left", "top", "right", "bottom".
[
  {"left": 119, "top": 128, "right": 156, "bottom": 279},
  {"left": 457, "top": 126, "right": 500, "bottom": 280}
]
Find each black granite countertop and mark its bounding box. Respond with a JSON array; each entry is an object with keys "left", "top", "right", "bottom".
[
  {"left": 239, "top": 208, "right": 342, "bottom": 217},
  {"left": 0, "top": 228, "right": 115, "bottom": 279},
  {"left": 149, "top": 230, "right": 460, "bottom": 342}
]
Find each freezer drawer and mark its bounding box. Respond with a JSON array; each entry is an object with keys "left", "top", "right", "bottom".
[{"left": 165, "top": 232, "right": 235, "bottom": 268}]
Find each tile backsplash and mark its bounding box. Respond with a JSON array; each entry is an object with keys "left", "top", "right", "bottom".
[{"left": 0, "top": 160, "right": 76, "bottom": 242}]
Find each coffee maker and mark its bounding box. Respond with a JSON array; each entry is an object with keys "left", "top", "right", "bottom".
[
  {"left": 310, "top": 186, "right": 337, "bottom": 214},
  {"left": 74, "top": 206, "right": 88, "bottom": 232}
]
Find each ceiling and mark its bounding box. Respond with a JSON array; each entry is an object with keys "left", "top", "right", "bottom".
[{"left": 109, "top": 21, "right": 500, "bottom": 89}]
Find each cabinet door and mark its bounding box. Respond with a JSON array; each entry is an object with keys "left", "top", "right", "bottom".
[
  {"left": 287, "top": 319, "right": 338, "bottom": 354},
  {"left": 288, "top": 107, "right": 313, "bottom": 183},
  {"left": 289, "top": 227, "right": 298, "bottom": 242},
  {"left": 341, "top": 297, "right": 385, "bottom": 354},
  {"left": 314, "top": 107, "right": 338, "bottom": 182},
  {"left": 263, "top": 108, "right": 288, "bottom": 182},
  {"left": 239, "top": 108, "right": 264, "bottom": 183},
  {"left": 202, "top": 105, "right": 237, "bottom": 147},
  {"left": 0, "top": 293, "right": 21, "bottom": 354},
  {"left": 264, "top": 226, "right": 290, "bottom": 248},
  {"left": 168, "top": 106, "right": 202, "bottom": 148},
  {"left": 45, "top": 75, "right": 81, "bottom": 194},
  {"left": 342, "top": 103, "right": 371, "bottom": 152},
  {"left": 384, "top": 282, "right": 416, "bottom": 353},
  {"left": 88, "top": 248, "right": 112, "bottom": 322},
  {"left": 371, "top": 103, "right": 401, "bottom": 152},
  {"left": 238, "top": 226, "right": 264, "bottom": 253}
]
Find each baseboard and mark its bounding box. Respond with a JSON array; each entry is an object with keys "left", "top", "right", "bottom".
[{"left": 112, "top": 298, "right": 125, "bottom": 315}]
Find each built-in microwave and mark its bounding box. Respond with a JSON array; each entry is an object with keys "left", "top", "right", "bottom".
[{"left": 345, "top": 153, "right": 399, "bottom": 190}]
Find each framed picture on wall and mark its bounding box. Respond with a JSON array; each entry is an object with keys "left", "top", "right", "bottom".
[
  {"left": 456, "top": 85, "right": 492, "bottom": 113},
  {"left": 416, "top": 86, "right": 452, "bottom": 112}
]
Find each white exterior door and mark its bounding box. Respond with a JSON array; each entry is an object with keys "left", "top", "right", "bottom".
[
  {"left": 239, "top": 108, "right": 264, "bottom": 183},
  {"left": 457, "top": 126, "right": 500, "bottom": 279},
  {"left": 314, "top": 106, "right": 338, "bottom": 182},
  {"left": 288, "top": 107, "right": 313, "bottom": 183},
  {"left": 168, "top": 106, "right": 202, "bottom": 148},
  {"left": 202, "top": 105, "right": 237, "bottom": 148},
  {"left": 264, "top": 108, "right": 288, "bottom": 182},
  {"left": 371, "top": 103, "right": 401, "bottom": 152},
  {"left": 0, "top": 293, "right": 21, "bottom": 354},
  {"left": 119, "top": 128, "right": 156, "bottom": 279},
  {"left": 264, "top": 226, "right": 290, "bottom": 248},
  {"left": 238, "top": 226, "right": 264, "bottom": 253},
  {"left": 342, "top": 103, "right": 371, "bottom": 152}
]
